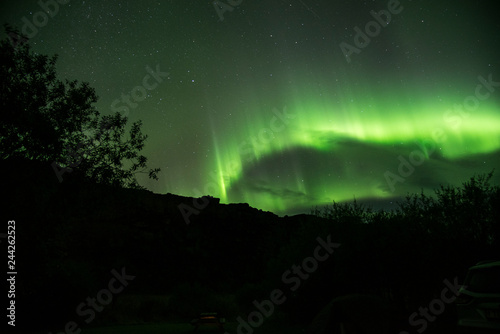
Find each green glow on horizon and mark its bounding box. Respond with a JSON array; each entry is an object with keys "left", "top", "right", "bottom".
[{"left": 201, "top": 92, "right": 500, "bottom": 213}]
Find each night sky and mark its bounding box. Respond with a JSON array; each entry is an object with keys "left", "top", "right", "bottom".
[{"left": 2, "top": 0, "right": 499, "bottom": 215}]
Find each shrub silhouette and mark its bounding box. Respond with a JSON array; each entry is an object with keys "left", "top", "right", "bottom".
[{"left": 1, "top": 24, "right": 160, "bottom": 188}]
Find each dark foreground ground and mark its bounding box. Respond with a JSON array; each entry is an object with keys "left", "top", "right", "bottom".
[
  {"left": 34, "top": 321, "right": 305, "bottom": 334},
  {"left": 33, "top": 320, "right": 459, "bottom": 334}
]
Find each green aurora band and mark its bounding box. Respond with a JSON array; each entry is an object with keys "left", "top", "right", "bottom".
[{"left": 204, "top": 92, "right": 500, "bottom": 214}]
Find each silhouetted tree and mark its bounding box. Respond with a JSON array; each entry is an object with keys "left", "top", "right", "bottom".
[
  {"left": 0, "top": 25, "right": 160, "bottom": 188},
  {"left": 307, "top": 172, "right": 499, "bottom": 316}
]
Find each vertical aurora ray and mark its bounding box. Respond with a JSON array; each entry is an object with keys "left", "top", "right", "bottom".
[{"left": 210, "top": 134, "right": 228, "bottom": 201}]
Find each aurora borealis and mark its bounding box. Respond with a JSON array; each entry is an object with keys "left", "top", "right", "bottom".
[{"left": 1, "top": 0, "right": 499, "bottom": 215}]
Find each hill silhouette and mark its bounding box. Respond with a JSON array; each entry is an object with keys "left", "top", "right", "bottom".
[{"left": 2, "top": 157, "right": 499, "bottom": 333}]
